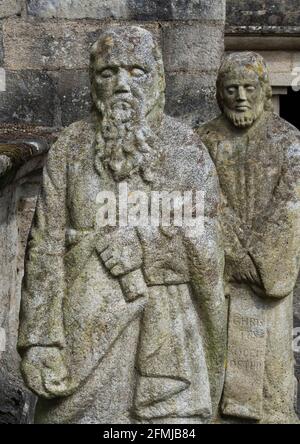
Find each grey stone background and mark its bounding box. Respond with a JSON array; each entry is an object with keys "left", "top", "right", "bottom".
[
  {"left": 226, "top": 0, "right": 300, "bottom": 28},
  {"left": 0, "top": 0, "right": 225, "bottom": 130},
  {"left": 0, "top": 0, "right": 300, "bottom": 422}
]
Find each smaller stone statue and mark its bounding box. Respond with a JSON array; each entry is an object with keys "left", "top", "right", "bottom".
[{"left": 199, "top": 52, "right": 300, "bottom": 424}]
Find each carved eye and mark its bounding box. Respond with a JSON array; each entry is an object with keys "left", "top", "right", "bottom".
[
  {"left": 100, "top": 68, "right": 115, "bottom": 78},
  {"left": 245, "top": 85, "right": 256, "bottom": 92},
  {"left": 227, "top": 87, "right": 236, "bottom": 95},
  {"left": 131, "top": 67, "right": 146, "bottom": 78}
]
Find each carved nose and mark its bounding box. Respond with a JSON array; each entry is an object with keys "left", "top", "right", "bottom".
[
  {"left": 114, "top": 69, "right": 130, "bottom": 94},
  {"left": 237, "top": 86, "right": 247, "bottom": 101}
]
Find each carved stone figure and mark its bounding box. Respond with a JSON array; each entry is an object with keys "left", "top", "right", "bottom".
[
  {"left": 18, "top": 26, "right": 226, "bottom": 424},
  {"left": 198, "top": 52, "right": 300, "bottom": 424}
]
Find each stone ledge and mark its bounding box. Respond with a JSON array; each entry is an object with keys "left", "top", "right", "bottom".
[
  {"left": 225, "top": 35, "right": 300, "bottom": 51},
  {"left": 227, "top": 0, "right": 300, "bottom": 28},
  {"left": 27, "top": 0, "right": 225, "bottom": 21},
  {"left": 226, "top": 25, "right": 300, "bottom": 36}
]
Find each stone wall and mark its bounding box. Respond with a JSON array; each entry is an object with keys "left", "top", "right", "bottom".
[
  {"left": 0, "top": 0, "right": 225, "bottom": 129},
  {"left": 226, "top": 0, "right": 300, "bottom": 29},
  {"left": 0, "top": 0, "right": 225, "bottom": 424}
]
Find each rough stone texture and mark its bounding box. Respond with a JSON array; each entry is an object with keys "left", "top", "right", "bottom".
[
  {"left": 3, "top": 19, "right": 106, "bottom": 71},
  {"left": 227, "top": 0, "right": 300, "bottom": 28},
  {"left": 3, "top": 19, "right": 161, "bottom": 71},
  {"left": 18, "top": 26, "right": 226, "bottom": 424},
  {"left": 50, "top": 70, "right": 91, "bottom": 128},
  {"left": 226, "top": 0, "right": 300, "bottom": 39},
  {"left": 294, "top": 274, "right": 300, "bottom": 415},
  {"left": 165, "top": 73, "right": 219, "bottom": 128},
  {"left": 198, "top": 52, "right": 300, "bottom": 424},
  {"left": 0, "top": 71, "right": 56, "bottom": 126},
  {"left": 27, "top": 0, "right": 225, "bottom": 21},
  {"left": 0, "top": 24, "right": 4, "bottom": 67},
  {"left": 0, "top": 0, "right": 21, "bottom": 18},
  {"left": 162, "top": 23, "right": 224, "bottom": 72}
]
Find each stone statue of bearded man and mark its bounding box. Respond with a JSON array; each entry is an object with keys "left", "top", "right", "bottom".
[
  {"left": 18, "top": 26, "right": 226, "bottom": 424},
  {"left": 199, "top": 52, "right": 300, "bottom": 424}
]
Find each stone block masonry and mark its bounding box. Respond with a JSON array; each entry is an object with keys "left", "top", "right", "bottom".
[
  {"left": 27, "top": 0, "right": 225, "bottom": 22},
  {"left": 0, "top": 0, "right": 225, "bottom": 128}
]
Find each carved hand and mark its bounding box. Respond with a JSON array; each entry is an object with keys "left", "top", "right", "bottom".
[
  {"left": 227, "top": 251, "right": 264, "bottom": 294},
  {"left": 21, "top": 346, "right": 75, "bottom": 399},
  {"left": 0, "top": 155, "right": 13, "bottom": 178},
  {"left": 96, "top": 228, "right": 143, "bottom": 277}
]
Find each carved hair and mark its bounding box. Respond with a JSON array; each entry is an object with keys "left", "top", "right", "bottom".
[{"left": 216, "top": 52, "right": 273, "bottom": 112}]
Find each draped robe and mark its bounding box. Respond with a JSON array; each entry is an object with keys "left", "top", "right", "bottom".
[
  {"left": 18, "top": 115, "right": 226, "bottom": 424},
  {"left": 199, "top": 111, "right": 300, "bottom": 424}
]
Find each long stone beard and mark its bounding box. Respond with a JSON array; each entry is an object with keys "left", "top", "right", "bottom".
[
  {"left": 95, "top": 98, "right": 159, "bottom": 183},
  {"left": 224, "top": 102, "right": 264, "bottom": 129}
]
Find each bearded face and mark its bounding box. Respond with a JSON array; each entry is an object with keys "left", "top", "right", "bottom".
[
  {"left": 220, "top": 68, "right": 266, "bottom": 129},
  {"left": 96, "top": 87, "right": 147, "bottom": 181},
  {"left": 90, "top": 29, "right": 165, "bottom": 182}
]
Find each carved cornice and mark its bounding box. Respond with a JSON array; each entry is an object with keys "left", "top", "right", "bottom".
[{"left": 0, "top": 124, "right": 57, "bottom": 188}]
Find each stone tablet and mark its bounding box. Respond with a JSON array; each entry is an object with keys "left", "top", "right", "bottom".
[{"left": 222, "top": 285, "right": 267, "bottom": 420}]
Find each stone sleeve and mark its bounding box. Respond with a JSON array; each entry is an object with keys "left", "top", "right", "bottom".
[
  {"left": 17, "top": 133, "right": 68, "bottom": 352},
  {"left": 183, "top": 157, "right": 227, "bottom": 415},
  {"left": 250, "top": 138, "right": 300, "bottom": 299}
]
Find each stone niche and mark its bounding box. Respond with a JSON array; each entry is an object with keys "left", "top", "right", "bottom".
[{"left": 0, "top": 127, "right": 54, "bottom": 424}]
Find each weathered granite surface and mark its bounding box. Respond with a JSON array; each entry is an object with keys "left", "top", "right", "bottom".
[
  {"left": 0, "top": 132, "right": 50, "bottom": 424},
  {"left": 199, "top": 52, "right": 300, "bottom": 424},
  {"left": 227, "top": 0, "right": 300, "bottom": 28},
  {"left": 0, "top": 0, "right": 21, "bottom": 18},
  {"left": 18, "top": 25, "right": 226, "bottom": 424},
  {"left": 27, "top": 0, "right": 225, "bottom": 21}
]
